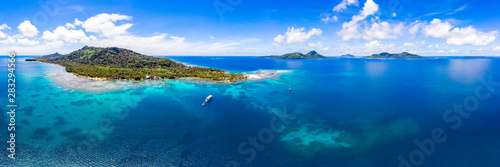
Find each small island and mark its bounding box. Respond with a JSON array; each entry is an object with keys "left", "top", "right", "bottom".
[
  {"left": 340, "top": 54, "right": 355, "bottom": 58},
  {"left": 364, "top": 52, "right": 424, "bottom": 58},
  {"left": 26, "top": 46, "right": 247, "bottom": 82},
  {"left": 26, "top": 52, "right": 63, "bottom": 61},
  {"left": 260, "top": 51, "right": 329, "bottom": 59}
]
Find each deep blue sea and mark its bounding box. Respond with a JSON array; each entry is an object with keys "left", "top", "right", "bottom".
[{"left": 1, "top": 56, "right": 500, "bottom": 166}]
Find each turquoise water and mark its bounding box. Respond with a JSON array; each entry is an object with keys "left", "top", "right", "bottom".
[{"left": 1, "top": 56, "right": 500, "bottom": 166}]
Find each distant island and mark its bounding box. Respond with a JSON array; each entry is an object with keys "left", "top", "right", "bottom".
[
  {"left": 43, "top": 52, "right": 63, "bottom": 58},
  {"left": 340, "top": 54, "right": 355, "bottom": 58},
  {"left": 26, "top": 46, "right": 246, "bottom": 82},
  {"left": 364, "top": 52, "right": 424, "bottom": 58},
  {"left": 26, "top": 52, "right": 63, "bottom": 61},
  {"left": 260, "top": 51, "right": 329, "bottom": 59}
]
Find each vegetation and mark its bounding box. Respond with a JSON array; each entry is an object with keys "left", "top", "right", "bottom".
[
  {"left": 28, "top": 46, "right": 247, "bottom": 82},
  {"left": 260, "top": 50, "right": 329, "bottom": 59},
  {"left": 43, "top": 52, "right": 63, "bottom": 58},
  {"left": 364, "top": 52, "right": 424, "bottom": 58}
]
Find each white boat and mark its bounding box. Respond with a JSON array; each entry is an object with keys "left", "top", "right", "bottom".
[
  {"left": 205, "top": 95, "right": 213, "bottom": 102},
  {"left": 202, "top": 95, "right": 213, "bottom": 106}
]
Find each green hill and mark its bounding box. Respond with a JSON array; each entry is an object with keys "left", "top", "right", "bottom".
[
  {"left": 28, "top": 46, "right": 246, "bottom": 82},
  {"left": 364, "top": 52, "right": 424, "bottom": 58},
  {"left": 261, "top": 50, "right": 328, "bottom": 59},
  {"left": 43, "top": 52, "right": 63, "bottom": 58}
]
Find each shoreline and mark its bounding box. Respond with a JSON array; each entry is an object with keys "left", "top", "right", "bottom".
[
  {"left": 35, "top": 61, "right": 291, "bottom": 92},
  {"left": 35, "top": 61, "right": 245, "bottom": 83}
]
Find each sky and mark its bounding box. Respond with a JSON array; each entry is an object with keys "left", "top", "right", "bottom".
[{"left": 0, "top": 0, "right": 499, "bottom": 56}]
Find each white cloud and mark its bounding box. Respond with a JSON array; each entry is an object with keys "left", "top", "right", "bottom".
[
  {"left": 429, "top": 44, "right": 439, "bottom": 49},
  {"left": 321, "top": 14, "right": 338, "bottom": 24},
  {"left": 0, "top": 36, "right": 16, "bottom": 45},
  {"left": 362, "top": 22, "right": 403, "bottom": 40},
  {"left": 65, "top": 23, "right": 75, "bottom": 29},
  {"left": 422, "top": 19, "right": 452, "bottom": 38},
  {"left": 0, "top": 24, "right": 9, "bottom": 30},
  {"left": 17, "top": 20, "right": 39, "bottom": 37},
  {"left": 74, "top": 18, "right": 83, "bottom": 26},
  {"left": 81, "top": 13, "right": 133, "bottom": 37},
  {"left": 308, "top": 42, "right": 323, "bottom": 47},
  {"left": 423, "top": 19, "right": 497, "bottom": 46},
  {"left": 337, "top": 0, "right": 380, "bottom": 41},
  {"left": 17, "top": 38, "right": 39, "bottom": 45},
  {"left": 0, "top": 24, "right": 10, "bottom": 38},
  {"left": 409, "top": 22, "right": 422, "bottom": 35},
  {"left": 90, "top": 34, "right": 242, "bottom": 55},
  {"left": 273, "top": 34, "right": 285, "bottom": 46},
  {"left": 447, "top": 26, "right": 497, "bottom": 46},
  {"left": 0, "top": 13, "right": 247, "bottom": 55},
  {"left": 392, "top": 13, "right": 397, "bottom": 17},
  {"left": 364, "top": 40, "right": 395, "bottom": 51},
  {"left": 357, "top": 0, "right": 379, "bottom": 20},
  {"left": 493, "top": 46, "right": 500, "bottom": 51},
  {"left": 209, "top": 35, "right": 216, "bottom": 40},
  {"left": 42, "top": 26, "right": 90, "bottom": 43},
  {"left": 404, "top": 42, "right": 418, "bottom": 51},
  {"left": 333, "top": 0, "right": 359, "bottom": 12},
  {"left": 273, "top": 27, "right": 322, "bottom": 46}
]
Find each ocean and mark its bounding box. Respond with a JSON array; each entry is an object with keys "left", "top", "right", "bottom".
[{"left": 1, "top": 56, "right": 500, "bottom": 166}]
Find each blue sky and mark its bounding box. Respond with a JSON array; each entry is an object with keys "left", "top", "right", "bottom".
[{"left": 0, "top": 0, "right": 499, "bottom": 56}]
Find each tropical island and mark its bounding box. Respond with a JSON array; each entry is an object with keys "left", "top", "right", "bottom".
[
  {"left": 26, "top": 46, "right": 247, "bottom": 82},
  {"left": 363, "top": 52, "right": 425, "bottom": 59},
  {"left": 260, "top": 51, "right": 329, "bottom": 59},
  {"left": 364, "top": 52, "right": 424, "bottom": 58},
  {"left": 340, "top": 54, "right": 355, "bottom": 58}
]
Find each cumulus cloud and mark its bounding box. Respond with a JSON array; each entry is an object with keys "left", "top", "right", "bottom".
[
  {"left": 0, "top": 13, "right": 247, "bottom": 55},
  {"left": 320, "top": 14, "right": 338, "bottom": 24},
  {"left": 362, "top": 22, "right": 404, "bottom": 40},
  {"left": 0, "top": 36, "right": 16, "bottom": 45},
  {"left": 17, "top": 38, "right": 39, "bottom": 45},
  {"left": 65, "top": 23, "right": 75, "bottom": 29},
  {"left": 404, "top": 42, "right": 418, "bottom": 51},
  {"left": 17, "top": 20, "right": 39, "bottom": 37},
  {"left": 0, "top": 24, "right": 10, "bottom": 38},
  {"left": 80, "top": 13, "right": 133, "bottom": 37},
  {"left": 392, "top": 13, "right": 397, "bottom": 17},
  {"left": 0, "top": 24, "right": 9, "bottom": 30},
  {"left": 308, "top": 42, "right": 323, "bottom": 47},
  {"left": 74, "top": 18, "right": 83, "bottom": 26},
  {"left": 423, "top": 19, "right": 497, "bottom": 46},
  {"left": 42, "top": 26, "right": 91, "bottom": 43},
  {"left": 333, "top": 0, "right": 359, "bottom": 12},
  {"left": 273, "top": 27, "right": 322, "bottom": 46},
  {"left": 337, "top": 0, "right": 380, "bottom": 40}
]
